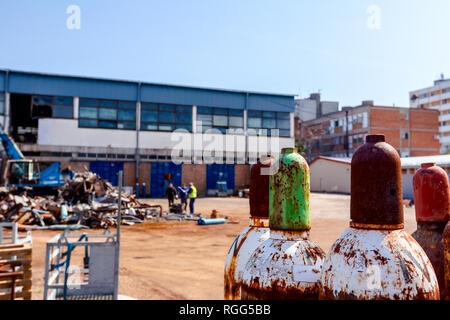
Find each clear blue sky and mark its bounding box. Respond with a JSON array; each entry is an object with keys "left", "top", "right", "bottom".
[{"left": 0, "top": 0, "right": 449, "bottom": 107}]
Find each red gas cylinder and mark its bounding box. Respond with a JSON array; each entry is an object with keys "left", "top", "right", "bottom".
[
  {"left": 249, "top": 156, "right": 272, "bottom": 218},
  {"left": 413, "top": 163, "right": 450, "bottom": 223},
  {"left": 320, "top": 134, "right": 440, "bottom": 300},
  {"left": 412, "top": 163, "right": 450, "bottom": 297}
]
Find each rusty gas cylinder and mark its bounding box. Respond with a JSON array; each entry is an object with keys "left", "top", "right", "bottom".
[
  {"left": 224, "top": 156, "right": 272, "bottom": 300},
  {"left": 241, "top": 148, "right": 326, "bottom": 300},
  {"left": 444, "top": 221, "right": 450, "bottom": 299},
  {"left": 411, "top": 162, "right": 450, "bottom": 297},
  {"left": 319, "top": 135, "right": 440, "bottom": 300}
]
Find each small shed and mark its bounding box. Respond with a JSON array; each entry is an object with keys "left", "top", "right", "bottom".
[
  {"left": 309, "top": 156, "right": 351, "bottom": 194},
  {"left": 401, "top": 155, "right": 450, "bottom": 199}
]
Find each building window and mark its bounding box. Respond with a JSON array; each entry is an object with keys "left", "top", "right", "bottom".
[
  {"left": 197, "top": 107, "right": 243, "bottom": 134},
  {"left": 0, "top": 92, "right": 4, "bottom": 115},
  {"left": 141, "top": 103, "right": 192, "bottom": 132},
  {"left": 32, "top": 95, "right": 73, "bottom": 119},
  {"left": 247, "top": 110, "right": 290, "bottom": 137},
  {"left": 79, "top": 98, "right": 136, "bottom": 129}
]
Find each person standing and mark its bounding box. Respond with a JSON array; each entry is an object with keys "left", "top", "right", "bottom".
[
  {"left": 178, "top": 183, "right": 189, "bottom": 212},
  {"left": 188, "top": 182, "right": 197, "bottom": 214},
  {"left": 165, "top": 183, "right": 177, "bottom": 208}
]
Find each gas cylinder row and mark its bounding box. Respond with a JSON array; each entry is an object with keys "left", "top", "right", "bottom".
[{"left": 224, "top": 134, "right": 450, "bottom": 300}]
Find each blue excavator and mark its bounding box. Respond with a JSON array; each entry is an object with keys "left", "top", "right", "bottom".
[{"left": 0, "top": 125, "right": 72, "bottom": 195}]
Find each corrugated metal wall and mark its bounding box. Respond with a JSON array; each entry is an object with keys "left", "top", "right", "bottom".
[
  {"left": 89, "top": 161, "right": 124, "bottom": 186},
  {"left": 150, "top": 162, "right": 182, "bottom": 197},
  {"left": 3, "top": 70, "right": 295, "bottom": 112},
  {"left": 206, "top": 164, "right": 235, "bottom": 191}
]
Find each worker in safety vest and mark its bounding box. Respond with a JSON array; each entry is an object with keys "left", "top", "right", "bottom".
[{"left": 188, "top": 182, "right": 197, "bottom": 214}]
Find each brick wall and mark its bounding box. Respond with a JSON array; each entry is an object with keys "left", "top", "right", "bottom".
[
  {"left": 410, "top": 109, "right": 440, "bottom": 155},
  {"left": 370, "top": 108, "right": 400, "bottom": 128},
  {"left": 123, "top": 162, "right": 135, "bottom": 187},
  {"left": 60, "top": 161, "right": 90, "bottom": 172},
  {"left": 123, "top": 162, "right": 150, "bottom": 196},
  {"left": 370, "top": 128, "right": 400, "bottom": 148},
  {"left": 410, "top": 109, "right": 439, "bottom": 130},
  {"left": 234, "top": 164, "right": 250, "bottom": 190},
  {"left": 410, "top": 131, "right": 440, "bottom": 150},
  {"left": 138, "top": 163, "right": 151, "bottom": 196},
  {"left": 182, "top": 164, "right": 206, "bottom": 196}
]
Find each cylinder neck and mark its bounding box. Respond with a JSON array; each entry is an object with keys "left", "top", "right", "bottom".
[
  {"left": 417, "top": 221, "right": 447, "bottom": 232},
  {"left": 421, "top": 162, "right": 436, "bottom": 169},
  {"left": 366, "top": 134, "right": 385, "bottom": 143},
  {"left": 270, "top": 229, "right": 309, "bottom": 241},
  {"left": 249, "top": 216, "right": 269, "bottom": 228}
]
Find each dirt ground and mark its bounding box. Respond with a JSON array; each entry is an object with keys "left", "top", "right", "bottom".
[{"left": 27, "top": 193, "right": 417, "bottom": 300}]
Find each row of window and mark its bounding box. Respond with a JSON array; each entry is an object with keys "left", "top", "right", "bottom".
[
  {"left": 17, "top": 95, "right": 292, "bottom": 135},
  {"left": 247, "top": 110, "right": 290, "bottom": 137},
  {"left": 79, "top": 98, "right": 136, "bottom": 129},
  {"left": 32, "top": 95, "right": 73, "bottom": 119},
  {"left": 141, "top": 103, "right": 192, "bottom": 132},
  {"left": 197, "top": 107, "right": 244, "bottom": 134}
]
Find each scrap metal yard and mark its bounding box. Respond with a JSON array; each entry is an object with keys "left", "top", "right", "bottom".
[{"left": 27, "top": 193, "right": 417, "bottom": 300}]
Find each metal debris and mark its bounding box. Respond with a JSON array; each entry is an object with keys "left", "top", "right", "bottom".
[{"left": 0, "top": 171, "right": 161, "bottom": 229}]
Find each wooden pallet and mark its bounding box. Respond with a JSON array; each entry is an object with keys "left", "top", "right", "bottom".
[{"left": 0, "top": 243, "right": 32, "bottom": 300}]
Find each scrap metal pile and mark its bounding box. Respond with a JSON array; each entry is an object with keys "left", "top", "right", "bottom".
[{"left": 0, "top": 171, "right": 162, "bottom": 230}]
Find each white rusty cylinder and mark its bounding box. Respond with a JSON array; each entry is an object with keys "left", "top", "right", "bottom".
[
  {"left": 320, "top": 228, "right": 439, "bottom": 299},
  {"left": 240, "top": 149, "right": 326, "bottom": 300},
  {"left": 224, "top": 217, "right": 270, "bottom": 300},
  {"left": 241, "top": 229, "right": 325, "bottom": 299}
]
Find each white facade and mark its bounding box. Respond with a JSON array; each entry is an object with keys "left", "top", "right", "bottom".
[
  {"left": 410, "top": 78, "right": 450, "bottom": 154},
  {"left": 35, "top": 108, "right": 295, "bottom": 162},
  {"left": 310, "top": 157, "right": 351, "bottom": 193}
]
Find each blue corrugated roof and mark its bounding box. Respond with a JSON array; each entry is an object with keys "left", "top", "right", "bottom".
[{"left": 1, "top": 69, "right": 295, "bottom": 112}]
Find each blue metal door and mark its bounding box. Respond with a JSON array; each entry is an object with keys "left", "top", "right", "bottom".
[
  {"left": 89, "top": 161, "right": 124, "bottom": 186},
  {"left": 206, "top": 164, "right": 235, "bottom": 192},
  {"left": 150, "top": 162, "right": 182, "bottom": 197}
]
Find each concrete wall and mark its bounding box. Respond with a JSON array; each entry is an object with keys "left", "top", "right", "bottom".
[
  {"left": 310, "top": 159, "right": 351, "bottom": 194},
  {"left": 38, "top": 119, "right": 137, "bottom": 149},
  {"left": 37, "top": 118, "right": 294, "bottom": 155}
]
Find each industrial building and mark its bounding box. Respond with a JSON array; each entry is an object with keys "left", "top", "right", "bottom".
[
  {"left": 309, "top": 154, "right": 450, "bottom": 200},
  {"left": 410, "top": 75, "right": 450, "bottom": 154},
  {"left": 297, "top": 100, "right": 440, "bottom": 161},
  {"left": 0, "top": 70, "right": 295, "bottom": 197},
  {"left": 309, "top": 156, "right": 351, "bottom": 194}
]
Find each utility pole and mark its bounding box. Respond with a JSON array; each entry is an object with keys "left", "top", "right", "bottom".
[{"left": 345, "top": 110, "right": 349, "bottom": 157}]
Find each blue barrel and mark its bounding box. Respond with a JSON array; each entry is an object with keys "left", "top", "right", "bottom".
[
  {"left": 136, "top": 183, "right": 140, "bottom": 198},
  {"left": 198, "top": 218, "right": 227, "bottom": 225}
]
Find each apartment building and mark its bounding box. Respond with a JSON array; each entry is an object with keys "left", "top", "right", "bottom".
[
  {"left": 410, "top": 75, "right": 450, "bottom": 154},
  {"left": 298, "top": 101, "right": 440, "bottom": 161}
]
